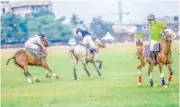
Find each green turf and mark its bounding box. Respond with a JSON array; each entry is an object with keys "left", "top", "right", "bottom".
[{"left": 1, "top": 43, "right": 179, "bottom": 107}]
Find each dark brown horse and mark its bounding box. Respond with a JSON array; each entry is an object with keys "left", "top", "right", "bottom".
[
  {"left": 6, "top": 39, "right": 59, "bottom": 83},
  {"left": 137, "top": 29, "right": 176, "bottom": 87}
]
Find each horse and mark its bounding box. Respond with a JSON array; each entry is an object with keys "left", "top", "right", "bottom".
[
  {"left": 69, "top": 37, "right": 106, "bottom": 80},
  {"left": 136, "top": 39, "right": 143, "bottom": 50},
  {"left": 6, "top": 39, "right": 60, "bottom": 84},
  {"left": 137, "top": 29, "right": 177, "bottom": 87}
]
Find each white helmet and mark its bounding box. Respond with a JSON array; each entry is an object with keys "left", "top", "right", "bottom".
[{"left": 147, "top": 14, "right": 155, "bottom": 20}]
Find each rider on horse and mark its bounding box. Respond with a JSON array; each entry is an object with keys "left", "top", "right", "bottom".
[
  {"left": 147, "top": 14, "right": 167, "bottom": 64},
  {"left": 25, "top": 33, "right": 46, "bottom": 65},
  {"left": 136, "top": 32, "right": 143, "bottom": 49},
  {"left": 76, "top": 28, "right": 97, "bottom": 53}
]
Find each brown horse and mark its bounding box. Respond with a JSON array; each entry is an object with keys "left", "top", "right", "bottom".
[
  {"left": 6, "top": 39, "right": 59, "bottom": 83},
  {"left": 137, "top": 29, "right": 176, "bottom": 87},
  {"left": 136, "top": 39, "right": 143, "bottom": 50}
]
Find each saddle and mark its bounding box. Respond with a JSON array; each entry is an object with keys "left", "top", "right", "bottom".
[
  {"left": 80, "top": 44, "right": 97, "bottom": 54},
  {"left": 143, "top": 43, "right": 161, "bottom": 58},
  {"left": 26, "top": 48, "right": 43, "bottom": 57}
]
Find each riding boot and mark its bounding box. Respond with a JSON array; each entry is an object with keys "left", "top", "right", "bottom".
[
  {"left": 90, "top": 47, "right": 97, "bottom": 53},
  {"left": 153, "top": 51, "right": 157, "bottom": 64},
  {"left": 154, "top": 51, "right": 158, "bottom": 63},
  {"left": 150, "top": 51, "right": 155, "bottom": 64}
]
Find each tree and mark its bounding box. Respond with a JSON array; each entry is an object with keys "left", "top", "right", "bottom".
[
  {"left": 1, "top": 13, "right": 28, "bottom": 43},
  {"left": 70, "top": 14, "right": 80, "bottom": 27},
  {"left": 90, "top": 17, "right": 114, "bottom": 37},
  {"left": 1, "top": 9, "right": 73, "bottom": 44}
]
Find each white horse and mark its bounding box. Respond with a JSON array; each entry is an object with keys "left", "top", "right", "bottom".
[{"left": 69, "top": 37, "right": 106, "bottom": 80}]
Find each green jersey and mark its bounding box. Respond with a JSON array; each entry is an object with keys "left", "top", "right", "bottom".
[
  {"left": 150, "top": 21, "right": 167, "bottom": 41},
  {"left": 136, "top": 33, "right": 142, "bottom": 39}
]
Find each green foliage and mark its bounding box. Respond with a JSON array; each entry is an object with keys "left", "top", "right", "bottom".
[
  {"left": 70, "top": 14, "right": 80, "bottom": 27},
  {"left": 1, "top": 13, "right": 28, "bottom": 43},
  {"left": 1, "top": 9, "right": 115, "bottom": 43},
  {"left": 1, "top": 9, "right": 72, "bottom": 43},
  {"left": 90, "top": 17, "right": 114, "bottom": 37}
]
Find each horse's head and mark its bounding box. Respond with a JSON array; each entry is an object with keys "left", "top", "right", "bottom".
[
  {"left": 40, "top": 38, "right": 51, "bottom": 56},
  {"left": 162, "top": 29, "right": 176, "bottom": 42},
  {"left": 41, "top": 39, "right": 51, "bottom": 48},
  {"left": 95, "top": 37, "right": 106, "bottom": 48}
]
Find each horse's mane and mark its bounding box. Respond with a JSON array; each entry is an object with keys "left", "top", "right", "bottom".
[{"left": 42, "top": 39, "right": 51, "bottom": 47}]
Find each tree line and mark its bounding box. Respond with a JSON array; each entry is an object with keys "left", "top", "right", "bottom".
[{"left": 1, "top": 9, "right": 114, "bottom": 44}]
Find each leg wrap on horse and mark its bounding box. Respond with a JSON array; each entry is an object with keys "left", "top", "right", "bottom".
[
  {"left": 161, "top": 73, "right": 166, "bottom": 86},
  {"left": 24, "top": 72, "right": 30, "bottom": 78},
  {"left": 74, "top": 71, "right": 77, "bottom": 80},
  {"left": 150, "top": 79, "right": 154, "bottom": 87},
  {"left": 138, "top": 75, "right": 142, "bottom": 83},
  {"left": 98, "top": 63, "right": 102, "bottom": 70},
  {"left": 168, "top": 68, "right": 173, "bottom": 82},
  {"left": 161, "top": 78, "right": 166, "bottom": 86}
]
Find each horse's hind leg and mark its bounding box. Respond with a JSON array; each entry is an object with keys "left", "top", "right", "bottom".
[
  {"left": 73, "top": 62, "right": 77, "bottom": 80},
  {"left": 23, "top": 65, "right": 40, "bottom": 83},
  {"left": 137, "top": 58, "right": 145, "bottom": 86},
  {"left": 167, "top": 64, "right": 173, "bottom": 86},
  {"left": 23, "top": 65, "right": 33, "bottom": 83},
  {"left": 92, "top": 62, "right": 102, "bottom": 78}
]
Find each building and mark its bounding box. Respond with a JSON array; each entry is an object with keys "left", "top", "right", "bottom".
[{"left": 1, "top": 0, "right": 52, "bottom": 17}]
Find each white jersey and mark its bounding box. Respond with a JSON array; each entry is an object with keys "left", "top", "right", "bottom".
[{"left": 25, "top": 35, "right": 42, "bottom": 47}]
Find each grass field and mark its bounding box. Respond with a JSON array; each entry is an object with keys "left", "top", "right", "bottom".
[{"left": 1, "top": 42, "right": 179, "bottom": 107}]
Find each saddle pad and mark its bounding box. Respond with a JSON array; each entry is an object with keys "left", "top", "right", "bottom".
[
  {"left": 143, "top": 45, "right": 150, "bottom": 57},
  {"left": 143, "top": 43, "right": 160, "bottom": 57},
  {"left": 28, "top": 49, "right": 36, "bottom": 55}
]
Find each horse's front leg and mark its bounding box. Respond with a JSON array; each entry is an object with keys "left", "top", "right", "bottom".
[
  {"left": 148, "top": 63, "right": 156, "bottom": 87},
  {"left": 159, "top": 63, "right": 167, "bottom": 88},
  {"left": 96, "top": 59, "right": 102, "bottom": 70},
  {"left": 41, "top": 59, "right": 60, "bottom": 80},
  {"left": 167, "top": 64, "right": 173, "bottom": 86},
  {"left": 82, "top": 61, "right": 92, "bottom": 78},
  {"left": 92, "top": 61, "right": 102, "bottom": 78}
]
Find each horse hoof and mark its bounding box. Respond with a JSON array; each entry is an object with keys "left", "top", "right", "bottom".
[
  {"left": 153, "top": 84, "right": 157, "bottom": 87},
  {"left": 90, "top": 75, "right": 93, "bottom": 79},
  {"left": 100, "top": 76, "right": 104, "bottom": 78},
  {"left": 27, "top": 79, "right": 33, "bottom": 84},
  {"left": 36, "top": 79, "right": 40, "bottom": 82},
  {"left": 46, "top": 75, "right": 52, "bottom": 78},
  {"left": 166, "top": 81, "right": 169, "bottom": 86},
  {"left": 55, "top": 76, "right": 60, "bottom": 80},
  {"left": 137, "top": 82, "right": 141, "bottom": 86},
  {"left": 163, "top": 85, "right": 168, "bottom": 88},
  {"left": 72, "top": 77, "right": 78, "bottom": 80},
  {"left": 28, "top": 81, "right": 33, "bottom": 84}
]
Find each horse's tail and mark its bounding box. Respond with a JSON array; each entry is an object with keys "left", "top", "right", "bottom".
[
  {"left": 69, "top": 49, "right": 78, "bottom": 62},
  {"left": 6, "top": 56, "right": 14, "bottom": 65}
]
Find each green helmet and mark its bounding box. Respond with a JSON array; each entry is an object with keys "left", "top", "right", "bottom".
[{"left": 147, "top": 14, "right": 155, "bottom": 20}]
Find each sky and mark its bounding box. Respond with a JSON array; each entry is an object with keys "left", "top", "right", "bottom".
[
  {"left": 52, "top": 0, "right": 179, "bottom": 24},
  {"left": 2, "top": 0, "right": 179, "bottom": 24}
]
